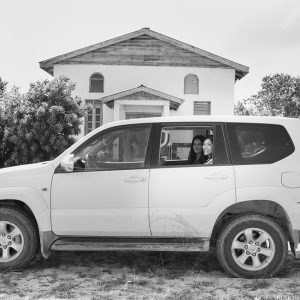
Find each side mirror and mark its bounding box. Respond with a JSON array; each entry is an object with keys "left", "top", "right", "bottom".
[{"left": 60, "top": 154, "right": 75, "bottom": 172}]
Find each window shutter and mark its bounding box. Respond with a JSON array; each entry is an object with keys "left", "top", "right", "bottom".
[
  {"left": 184, "top": 74, "right": 199, "bottom": 94},
  {"left": 89, "top": 73, "right": 104, "bottom": 92},
  {"left": 194, "top": 101, "right": 211, "bottom": 115}
]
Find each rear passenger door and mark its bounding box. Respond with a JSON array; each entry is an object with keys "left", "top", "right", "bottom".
[
  {"left": 148, "top": 123, "right": 236, "bottom": 239},
  {"left": 226, "top": 122, "right": 295, "bottom": 203}
]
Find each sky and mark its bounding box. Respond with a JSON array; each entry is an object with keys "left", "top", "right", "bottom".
[{"left": 0, "top": 0, "right": 300, "bottom": 103}]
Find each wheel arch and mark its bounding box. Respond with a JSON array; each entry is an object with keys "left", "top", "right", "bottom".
[
  {"left": 0, "top": 199, "right": 38, "bottom": 229},
  {"left": 0, "top": 188, "right": 51, "bottom": 231},
  {"left": 0, "top": 189, "right": 52, "bottom": 258},
  {"left": 210, "top": 200, "right": 296, "bottom": 253},
  {"left": 0, "top": 199, "right": 42, "bottom": 251}
]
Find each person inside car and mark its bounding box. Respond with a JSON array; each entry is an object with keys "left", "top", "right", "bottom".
[
  {"left": 203, "top": 136, "right": 213, "bottom": 164},
  {"left": 188, "top": 135, "right": 206, "bottom": 164}
]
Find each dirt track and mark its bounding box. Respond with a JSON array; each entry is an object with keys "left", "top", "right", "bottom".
[{"left": 0, "top": 251, "right": 300, "bottom": 299}]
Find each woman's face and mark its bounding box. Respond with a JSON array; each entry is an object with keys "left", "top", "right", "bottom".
[
  {"left": 193, "top": 139, "right": 202, "bottom": 154},
  {"left": 203, "top": 138, "right": 213, "bottom": 156}
]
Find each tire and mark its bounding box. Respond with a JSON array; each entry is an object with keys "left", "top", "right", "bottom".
[
  {"left": 0, "top": 207, "right": 39, "bottom": 271},
  {"left": 216, "top": 214, "right": 288, "bottom": 278}
]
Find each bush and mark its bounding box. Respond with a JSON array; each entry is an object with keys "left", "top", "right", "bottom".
[{"left": 0, "top": 77, "right": 85, "bottom": 167}]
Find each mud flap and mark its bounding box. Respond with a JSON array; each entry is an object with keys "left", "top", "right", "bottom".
[{"left": 289, "top": 230, "right": 299, "bottom": 257}]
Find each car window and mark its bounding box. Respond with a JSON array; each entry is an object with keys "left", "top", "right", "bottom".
[
  {"left": 227, "top": 123, "right": 295, "bottom": 164},
  {"left": 158, "top": 124, "right": 228, "bottom": 167},
  {"left": 73, "top": 125, "right": 151, "bottom": 170}
]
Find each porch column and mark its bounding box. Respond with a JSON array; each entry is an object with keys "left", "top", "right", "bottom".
[
  {"left": 114, "top": 102, "right": 120, "bottom": 121},
  {"left": 162, "top": 102, "right": 170, "bottom": 117}
]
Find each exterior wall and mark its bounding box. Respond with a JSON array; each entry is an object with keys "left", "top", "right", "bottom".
[
  {"left": 115, "top": 100, "right": 167, "bottom": 121},
  {"left": 54, "top": 64, "right": 235, "bottom": 136}
]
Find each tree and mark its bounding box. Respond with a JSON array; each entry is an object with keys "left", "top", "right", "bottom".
[
  {"left": 0, "top": 77, "right": 7, "bottom": 95},
  {"left": 0, "top": 77, "right": 85, "bottom": 167},
  {"left": 234, "top": 100, "right": 253, "bottom": 116},
  {"left": 0, "top": 85, "right": 21, "bottom": 167},
  {"left": 235, "top": 73, "right": 300, "bottom": 117}
]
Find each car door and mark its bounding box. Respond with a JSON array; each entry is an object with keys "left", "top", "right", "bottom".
[
  {"left": 51, "top": 124, "right": 152, "bottom": 236},
  {"left": 148, "top": 123, "right": 236, "bottom": 239}
]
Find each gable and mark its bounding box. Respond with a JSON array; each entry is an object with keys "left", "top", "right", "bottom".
[
  {"left": 101, "top": 85, "right": 184, "bottom": 111},
  {"left": 40, "top": 28, "right": 249, "bottom": 80},
  {"left": 59, "top": 35, "right": 226, "bottom": 69},
  {"left": 116, "top": 91, "right": 168, "bottom": 101}
]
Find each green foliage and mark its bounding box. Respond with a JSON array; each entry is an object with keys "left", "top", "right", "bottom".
[
  {"left": 0, "top": 77, "right": 7, "bottom": 95},
  {"left": 0, "top": 87, "right": 24, "bottom": 167},
  {"left": 0, "top": 78, "right": 11, "bottom": 167},
  {"left": 0, "top": 77, "right": 85, "bottom": 167},
  {"left": 234, "top": 100, "right": 253, "bottom": 116},
  {"left": 235, "top": 73, "right": 300, "bottom": 117}
]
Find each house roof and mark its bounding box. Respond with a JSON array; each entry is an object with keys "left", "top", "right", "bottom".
[
  {"left": 39, "top": 28, "right": 249, "bottom": 80},
  {"left": 100, "top": 85, "right": 184, "bottom": 110}
]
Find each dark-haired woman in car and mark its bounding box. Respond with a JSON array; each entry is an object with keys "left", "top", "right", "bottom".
[
  {"left": 188, "top": 135, "right": 206, "bottom": 164},
  {"left": 203, "top": 136, "right": 213, "bottom": 164}
]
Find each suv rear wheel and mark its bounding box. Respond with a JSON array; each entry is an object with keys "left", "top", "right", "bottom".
[
  {"left": 216, "top": 215, "right": 287, "bottom": 278},
  {"left": 0, "top": 207, "right": 39, "bottom": 270}
]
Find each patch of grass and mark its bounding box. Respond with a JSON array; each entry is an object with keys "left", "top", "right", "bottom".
[
  {"left": 134, "top": 279, "right": 148, "bottom": 286},
  {"left": 78, "top": 272, "right": 87, "bottom": 278},
  {"left": 287, "top": 281, "right": 300, "bottom": 288},
  {"left": 155, "top": 286, "right": 164, "bottom": 293},
  {"left": 0, "top": 276, "right": 25, "bottom": 298},
  {"left": 2, "top": 276, "right": 12, "bottom": 286},
  {"left": 51, "top": 281, "right": 77, "bottom": 298},
  {"left": 166, "top": 287, "right": 214, "bottom": 300},
  {"left": 243, "top": 279, "right": 272, "bottom": 291},
  {"left": 201, "top": 280, "right": 214, "bottom": 287},
  {"left": 92, "top": 296, "right": 113, "bottom": 300},
  {"left": 94, "top": 276, "right": 127, "bottom": 291},
  {"left": 187, "top": 281, "right": 202, "bottom": 290}
]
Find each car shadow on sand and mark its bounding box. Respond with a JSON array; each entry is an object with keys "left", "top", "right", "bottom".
[
  {"left": 26, "top": 250, "right": 299, "bottom": 279},
  {"left": 30, "top": 251, "right": 223, "bottom": 278}
]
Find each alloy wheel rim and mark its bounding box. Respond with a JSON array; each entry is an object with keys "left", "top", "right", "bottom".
[
  {"left": 231, "top": 227, "right": 275, "bottom": 271},
  {"left": 0, "top": 221, "right": 24, "bottom": 262}
]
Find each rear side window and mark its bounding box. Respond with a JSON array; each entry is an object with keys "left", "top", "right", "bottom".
[{"left": 227, "top": 123, "right": 295, "bottom": 164}]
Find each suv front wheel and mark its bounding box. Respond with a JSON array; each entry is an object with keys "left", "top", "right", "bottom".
[
  {"left": 216, "top": 215, "right": 288, "bottom": 278},
  {"left": 0, "top": 207, "right": 39, "bottom": 271}
]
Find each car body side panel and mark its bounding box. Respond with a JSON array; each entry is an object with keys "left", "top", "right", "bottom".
[
  {"left": 149, "top": 166, "right": 236, "bottom": 238},
  {"left": 51, "top": 169, "right": 151, "bottom": 236},
  {"left": 235, "top": 185, "right": 300, "bottom": 230},
  {"left": 0, "top": 162, "right": 54, "bottom": 208},
  {"left": 0, "top": 187, "right": 51, "bottom": 231}
]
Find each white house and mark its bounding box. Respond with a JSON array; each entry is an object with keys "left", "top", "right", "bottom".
[{"left": 39, "top": 28, "right": 249, "bottom": 136}]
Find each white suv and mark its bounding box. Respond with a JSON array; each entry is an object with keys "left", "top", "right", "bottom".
[{"left": 0, "top": 116, "right": 299, "bottom": 278}]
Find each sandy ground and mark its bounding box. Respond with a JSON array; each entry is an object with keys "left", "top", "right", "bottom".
[{"left": 0, "top": 250, "right": 299, "bottom": 300}]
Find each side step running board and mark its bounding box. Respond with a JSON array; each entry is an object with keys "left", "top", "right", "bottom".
[{"left": 51, "top": 237, "right": 209, "bottom": 252}]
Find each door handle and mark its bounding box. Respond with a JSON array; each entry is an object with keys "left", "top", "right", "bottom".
[
  {"left": 205, "top": 174, "right": 228, "bottom": 180},
  {"left": 124, "top": 176, "right": 147, "bottom": 183}
]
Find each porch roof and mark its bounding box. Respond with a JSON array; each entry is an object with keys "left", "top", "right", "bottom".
[{"left": 100, "top": 85, "right": 184, "bottom": 111}]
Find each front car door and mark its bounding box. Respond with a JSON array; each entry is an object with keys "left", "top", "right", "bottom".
[
  {"left": 148, "top": 123, "right": 236, "bottom": 240},
  {"left": 51, "top": 124, "right": 152, "bottom": 236}
]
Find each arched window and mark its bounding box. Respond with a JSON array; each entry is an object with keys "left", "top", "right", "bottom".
[
  {"left": 89, "top": 73, "right": 104, "bottom": 92},
  {"left": 184, "top": 74, "right": 199, "bottom": 94}
]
